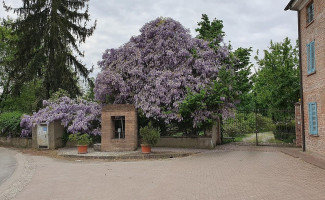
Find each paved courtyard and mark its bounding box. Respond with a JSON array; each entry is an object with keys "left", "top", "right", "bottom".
[{"left": 1, "top": 146, "right": 325, "bottom": 200}]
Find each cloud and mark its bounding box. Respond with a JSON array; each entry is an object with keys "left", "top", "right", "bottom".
[{"left": 1, "top": 0, "right": 298, "bottom": 77}]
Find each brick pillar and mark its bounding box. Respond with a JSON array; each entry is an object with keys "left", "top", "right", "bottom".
[{"left": 295, "top": 102, "right": 303, "bottom": 147}]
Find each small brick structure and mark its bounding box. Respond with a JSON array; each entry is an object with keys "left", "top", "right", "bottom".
[
  {"left": 295, "top": 102, "right": 303, "bottom": 147},
  {"left": 101, "top": 104, "right": 138, "bottom": 151}
]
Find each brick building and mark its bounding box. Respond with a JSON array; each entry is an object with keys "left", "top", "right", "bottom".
[{"left": 286, "top": 0, "right": 325, "bottom": 155}]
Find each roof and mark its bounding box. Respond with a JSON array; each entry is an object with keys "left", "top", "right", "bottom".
[
  {"left": 285, "top": 0, "right": 297, "bottom": 11},
  {"left": 285, "top": 0, "right": 309, "bottom": 11}
]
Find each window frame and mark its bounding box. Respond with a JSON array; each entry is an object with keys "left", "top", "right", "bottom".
[
  {"left": 308, "top": 102, "right": 318, "bottom": 136},
  {"left": 306, "top": 2, "right": 314, "bottom": 24}
]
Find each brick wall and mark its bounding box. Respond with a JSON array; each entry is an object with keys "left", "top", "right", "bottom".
[
  {"left": 299, "top": 0, "right": 325, "bottom": 155},
  {"left": 101, "top": 104, "right": 138, "bottom": 151}
]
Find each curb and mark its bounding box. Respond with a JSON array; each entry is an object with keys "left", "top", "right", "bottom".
[
  {"left": 281, "top": 149, "right": 325, "bottom": 170},
  {"left": 61, "top": 152, "right": 195, "bottom": 160}
]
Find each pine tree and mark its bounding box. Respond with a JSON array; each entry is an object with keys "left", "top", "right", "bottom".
[{"left": 4, "top": 0, "right": 96, "bottom": 98}]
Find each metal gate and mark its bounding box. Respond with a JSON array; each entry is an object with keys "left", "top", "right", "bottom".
[{"left": 221, "top": 109, "right": 296, "bottom": 146}]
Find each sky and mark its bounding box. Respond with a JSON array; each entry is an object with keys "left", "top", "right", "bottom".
[{"left": 0, "top": 0, "right": 298, "bottom": 77}]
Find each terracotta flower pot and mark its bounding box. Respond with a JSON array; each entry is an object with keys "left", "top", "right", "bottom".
[
  {"left": 77, "top": 145, "right": 88, "bottom": 154},
  {"left": 141, "top": 144, "right": 151, "bottom": 154}
]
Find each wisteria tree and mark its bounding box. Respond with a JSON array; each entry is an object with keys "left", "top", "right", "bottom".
[
  {"left": 95, "top": 17, "right": 234, "bottom": 132},
  {"left": 20, "top": 96, "right": 101, "bottom": 137}
]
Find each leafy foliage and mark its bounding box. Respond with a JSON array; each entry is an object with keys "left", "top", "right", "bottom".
[
  {"left": 4, "top": 0, "right": 96, "bottom": 98},
  {"left": 95, "top": 17, "right": 231, "bottom": 126},
  {"left": 253, "top": 38, "right": 299, "bottom": 111},
  {"left": 20, "top": 96, "right": 101, "bottom": 137},
  {"left": 195, "top": 14, "right": 253, "bottom": 111},
  {"left": 0, "top": 20, "right": 20, "bottom": 109},
  {"left": 68, "top": 133, "right": 92, "bottom": 146},
  {"left": 223, "top": 112, "right": 276, "bottom": 137},
  {"left": 274, "top": 121, "right": 296, "bottom": 143},
  {"left": 195, "top": 14, "right": 225, "bottom": 49},
  {"left": 179, "top": 67, "right": 237, "bottom": 133},
  {"left": 0, "top": 80, "right": 43, "bottom": 113},
  {"left": 0, "top": 111, "right": 23, "bottom": 137},
  {"left": 140, "top": 122, "right": 160, "bottom": 146}
]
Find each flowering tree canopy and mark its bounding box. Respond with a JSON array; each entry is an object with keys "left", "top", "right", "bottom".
[
  {"left": 95, "top": 17, "right": 232, "bottom": 126},
  {"left": 20, "top": 97, "right": 101, "bottom": 136}
]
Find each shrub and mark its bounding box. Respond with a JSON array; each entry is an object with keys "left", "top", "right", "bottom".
[
  {"left": 223, "top": 123, "right": 241, "bottom": 137},
  {"left": 255, "top": 114, "right": 276, "bottom": 133},
  {"left": 140, "top": 122, "right": 160, "bottom": 146},
  {"left": 0, "top": 111, "right": 23, "bottom": 137},
  {"left": 274, "top": 121, "right": 296, "bottom": 143},
  {"left": 68, "top": 133, "right": 92, "bottom": 146}
]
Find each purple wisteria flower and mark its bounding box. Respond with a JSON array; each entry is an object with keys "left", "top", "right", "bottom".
[
  {"left": 95, "top": 17, "right": 232, "bottom": 126},
  {"left": 20, "top": 97, "right": 101, "bottom": 137}
]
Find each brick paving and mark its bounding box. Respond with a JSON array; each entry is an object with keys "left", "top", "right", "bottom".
[{"left": 1, "top": 146, "right": 325, "bottom": 200}]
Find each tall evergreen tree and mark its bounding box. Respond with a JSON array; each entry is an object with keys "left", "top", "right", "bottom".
[
  {"left": 4, "top": 0, "right": 96, "bottom": 98},
  {"left": 195, "top": 14, "right": 253, "bottom": 110}
]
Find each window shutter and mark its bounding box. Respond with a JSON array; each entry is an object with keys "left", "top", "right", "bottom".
[
  {"left": 308, "top": 102, "right": 318, "bottom": 135},
  {"left": 313, "top": 102, "right": 318, "bottom": 135},
  {"left": 308, "top": 103, "right": 312, "bottom": 133},
  {"left": 307, "top": 43, "right": 311, "bottom": 74},
  {"left": 311, "top": 41, "right": 315, "bottom": 73}
]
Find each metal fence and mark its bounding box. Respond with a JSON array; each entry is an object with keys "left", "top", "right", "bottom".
[{"left": 221, "top": 109, "right": 296, "bottom": 146}]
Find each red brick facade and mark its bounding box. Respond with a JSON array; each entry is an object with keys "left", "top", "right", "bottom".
[
  {"left": 288, "top": 0, "right": 325, "bottom": 155},
  {"left": 101, "top": 104, "right": 138, "bottom": 151}
]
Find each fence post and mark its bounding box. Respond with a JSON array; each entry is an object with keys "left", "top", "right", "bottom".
[{"left": 255, "top": 109, "right": 258, "bottom": 146}]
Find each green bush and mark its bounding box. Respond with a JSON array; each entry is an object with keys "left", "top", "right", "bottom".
[
  {"left": 0, "top": 111, "right": 23, "bottom": 137},
  {"left": 68, "top": 133, "right": 92, "bottom": 146},
  {"left": 274, "top": 121, "right": 296, "bottom": 143},
  {"left": 140, "top": 122, "right": 160, "bottom": 146},
  {"left": 223, "top": 123, "right": 241, "bottom": 137},
  {"left": 255, "top": 114, "right": 276, "bottom": 133}
]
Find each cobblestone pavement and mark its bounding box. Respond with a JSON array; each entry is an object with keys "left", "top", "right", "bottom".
[{"left": 1, "top": 146, "right": 325, "bottom": 200}]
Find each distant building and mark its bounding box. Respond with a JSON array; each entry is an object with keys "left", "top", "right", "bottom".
[{"left": 285, "top": 0, "right": 325, "bottom": 155}]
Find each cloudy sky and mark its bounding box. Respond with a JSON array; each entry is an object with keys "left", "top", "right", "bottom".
[{"left": 1, "top": 0, "right": 298, "bottom": 77}]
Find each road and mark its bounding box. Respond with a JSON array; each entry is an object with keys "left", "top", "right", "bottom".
[
  {"left": 0, "top": 148, "right": 17, "bottom": 186},
  {"left": 1, "top": 146, "right": 325, "bottom": 200}
]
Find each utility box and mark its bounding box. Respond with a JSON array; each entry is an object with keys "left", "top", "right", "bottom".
[
  {"left": 37, "top": 123, "right": 49, "bottom": 148},
  {"left": 32, "top": 121, "right": 65, "bottom": 149}
]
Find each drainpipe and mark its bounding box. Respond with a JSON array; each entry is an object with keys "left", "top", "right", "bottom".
[{"left": 298, "top": 11, "right": 306, "bottom": 152}]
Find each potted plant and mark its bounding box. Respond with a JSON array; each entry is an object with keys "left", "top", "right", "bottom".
[
  {"left": 68, "top": 133, "right": 92, "bottom": 154},
  {"left": 140, "top": 122, "right": 160, "bottom": 153}
]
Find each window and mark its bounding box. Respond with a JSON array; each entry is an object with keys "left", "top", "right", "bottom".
[
  {"left": 112, "top": 116, "right": 125, "bottom": 139},
  {"left": 308, "top": 102, "right": 318, "bottom": 135},
  {"left": 307, "top": 2, "right": 314, "bottom": 24},
  {"left": 307, "top": 41, "right": 315, "bottom": 74}
]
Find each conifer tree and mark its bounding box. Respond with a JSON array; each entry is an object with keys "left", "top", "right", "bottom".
[{"left": 4, "top": 0, "right": 96, "bottom": 98}]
